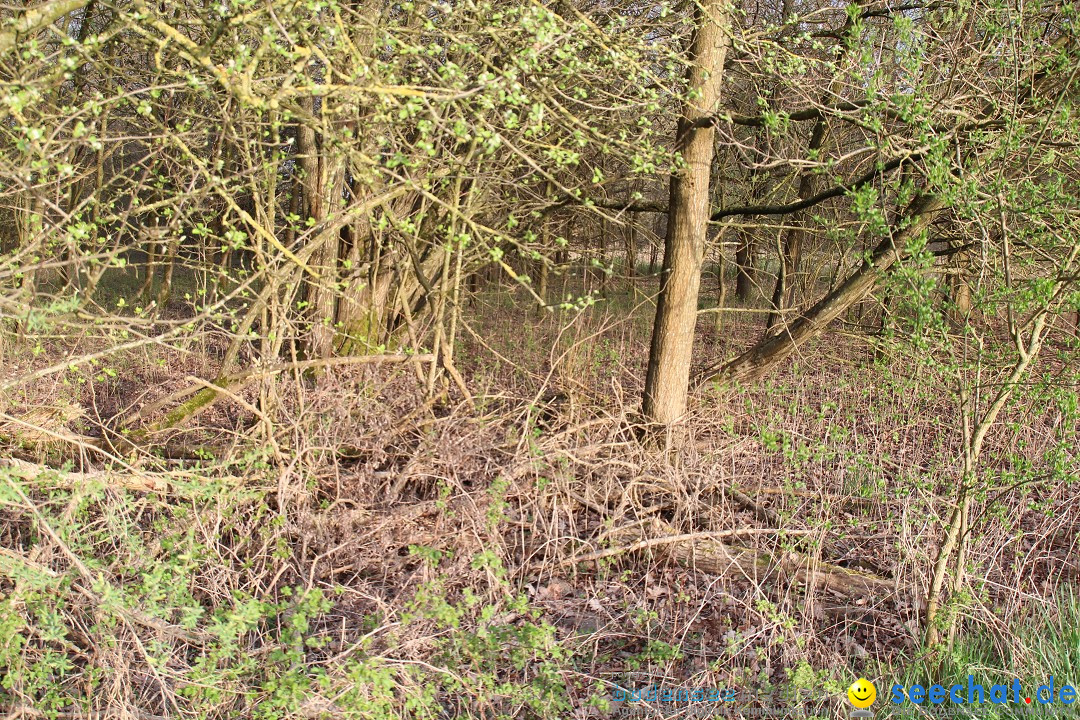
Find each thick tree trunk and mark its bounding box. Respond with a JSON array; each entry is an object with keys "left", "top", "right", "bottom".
[
  {"left": 641, "top": 0, "right": 729, "bottom": 425},
  {"left": 335, "top": 193, "right": 445, "bottom": 354}
]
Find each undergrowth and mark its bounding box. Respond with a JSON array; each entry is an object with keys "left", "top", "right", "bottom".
[
  {"left": 0, "top": 466, "right": 581, "bottom": 719},
  {"left": 1, "top": 290, "right": 1077, "bottom": 719}
]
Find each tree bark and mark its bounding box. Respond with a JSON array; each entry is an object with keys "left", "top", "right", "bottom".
[
  {"left": 946, "top": 242, "right": 973, "bottom": 329},
  {"left": 734, "top": 228, "right": 756, "bottom": 302},
  {"left": 0, "top": 0, "right": 89, "bottom": 59},
  {"left": 764, "top": 117, "right": 827, "bottom": 335},
  {"left": 714, "top": 239, "right": 727, "bottom": 333},
  {"left": 641, "top": 0, "right": 730, "bottom": 425},
  {"left": 296, "top": 94, "right": 348, "bottom": 360},
  {"left": 697, "top": 193, "right": 944, "bottom": 385}
]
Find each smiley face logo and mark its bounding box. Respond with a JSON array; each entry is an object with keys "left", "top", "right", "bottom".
[{"left": 847, "top": 678, "right": 877, "bottom": 710}]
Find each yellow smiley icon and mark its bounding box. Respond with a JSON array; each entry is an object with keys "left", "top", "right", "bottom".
[{"left": 848, "top": 678, "right": 877, "bottom": 709}]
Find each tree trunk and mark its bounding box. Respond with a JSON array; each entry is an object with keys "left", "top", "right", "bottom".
[
  {"left": 641, "top": 0, "right": 729, "bottom": 425},
  {"left": 697, "top": 193, "right": 944, "bottom": 385},
  {"left": 296, "top": 94, "right": 347, "bottom": 360},
  {"left": 598, "top": 217, "right": 609, "bottom": 297},
  {"left": 764, "top": 115, "right": 827, "bottom": 336},
  {"left": 138, "top": 221, "right": 159, "bottom": 305},
  {"left": 714, "top": 241, "right": 727, "bottom": 333},
  {"left": 734, "top": 228, "right": 756, "bottom": 302},
  {"left": 335, "top": 192, "right": 443, "bottom": 355},
  {"left": 155, "top": 235, "right": 181, "bottom": 309},
  {"left": 946, "top": 243, "right": 973, "bottom": 329},
  {"left": 536, "top": 259, "right": 549, "bottom": 315},
  {"left": 763, "top": 7, "right": 862, "bottom": 336}
]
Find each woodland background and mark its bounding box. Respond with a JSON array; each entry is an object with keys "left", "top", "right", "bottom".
[{"left": 0, "top": 0, "right": 1078, "bottom": 717}]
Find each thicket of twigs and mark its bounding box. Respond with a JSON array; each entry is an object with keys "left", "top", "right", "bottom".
[
  {"left": 1, "top": 0, "right": 1079, "bottom": 717},
  {"left": 2, "top": 297, "right": 1078, "bottom": 718}
]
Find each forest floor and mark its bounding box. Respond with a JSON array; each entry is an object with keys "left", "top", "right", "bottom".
[{"left": 2, "top": 274, "right": 1078, "bottom": 719}]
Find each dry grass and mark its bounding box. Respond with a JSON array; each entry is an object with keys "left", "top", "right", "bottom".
[{"left": 1, "top": 282, "right": 1078, "bottom": 718}]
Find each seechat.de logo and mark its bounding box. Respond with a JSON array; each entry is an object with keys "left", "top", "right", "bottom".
[{"left": 890, "top": 676, "right": 1079, "bottom": 707}]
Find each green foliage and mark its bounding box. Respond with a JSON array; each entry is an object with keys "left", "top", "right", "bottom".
[{"left": 0, "top": 466, "right": 578, "bottom": 719}]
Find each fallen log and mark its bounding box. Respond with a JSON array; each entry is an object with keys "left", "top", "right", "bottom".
[
  {"left": 1, "top": 457, "right": 174, "bottom": 493},
  {"left": 119, "top": 353, "right": 434, "bottom": 435},
  {"left": 0, "top": 457, "right": 252, "bottom": 494},
  {"left": 566, "top": 518, "right": 895, "bottom": 601}
]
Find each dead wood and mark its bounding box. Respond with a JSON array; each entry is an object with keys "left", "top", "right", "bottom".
[
  {"left": 119, "top": 353, "right": 435, "bottom": 433},
  {"left": 0, "top": 457, "right": 246, "bottom": 494},
  {"left": 569, "top": 518, "right": 895, "bottom": 601}
]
